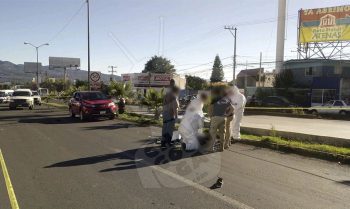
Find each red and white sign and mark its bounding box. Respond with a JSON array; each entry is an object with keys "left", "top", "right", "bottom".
[{"left": 89, "top": 71, "right": 102, "bottom": 90}]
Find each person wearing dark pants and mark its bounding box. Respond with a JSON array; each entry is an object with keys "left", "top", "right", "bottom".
[{"left": 161, "top": 86, "right": 179, "bottom": 148}]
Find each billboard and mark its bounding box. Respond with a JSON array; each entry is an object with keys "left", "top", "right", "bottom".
[
  {"left": 49, "top": 57, "right": 80, "bottom": 68},
  {"left": 299, "top": 5, "right": 350, "bottom": 43},
  {"left": 121, "top": 73, "right": 174, "bottom": 86},
  {"left": 24, "top": 62, "right": 42, "bottom": 73}
]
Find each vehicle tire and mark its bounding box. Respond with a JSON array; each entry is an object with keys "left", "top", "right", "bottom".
[
  {"left": 29, "top": 105, "right": 34, "bottom": 110},
  {"left": 339, "top": 110, "right": 347, "bottom": 116},
  {"left": 109, "top": 114, "right": 116, "bottom": 120},
  {"left": 311, "top": 110, "right": 318, "bottom": 116},
  {"left": 69, "top": 108, "right": 76, "bottom": 118}
]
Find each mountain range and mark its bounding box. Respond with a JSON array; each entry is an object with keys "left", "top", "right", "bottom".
[{"left": 0, "top": 60, "right": 120, "bottom": 84}]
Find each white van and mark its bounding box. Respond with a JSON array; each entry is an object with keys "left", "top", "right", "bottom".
[{"left": 0, "top": 90, "right": 14, "bottom": 103}]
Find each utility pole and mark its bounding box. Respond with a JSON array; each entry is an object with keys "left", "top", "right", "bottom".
[
  {"left": 108, "top": 66, "right": 117, "bottom": 81},
  {"left": 258, "top": 52, "right": 262, "bottom": 87},
  {"left": 224, "top": 26, "right": 237, "bottom": 86},
  {"left": 86, "top": 0, "right": 91, "bottom": 91}
]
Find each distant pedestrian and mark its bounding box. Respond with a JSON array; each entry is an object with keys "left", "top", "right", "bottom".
[{"left": 161, "top": 86, "right": 180, "bottom": 149}]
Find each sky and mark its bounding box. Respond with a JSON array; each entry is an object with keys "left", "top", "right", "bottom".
[{"left": 1, "top": 0, "right": 349, "bottom": 80}]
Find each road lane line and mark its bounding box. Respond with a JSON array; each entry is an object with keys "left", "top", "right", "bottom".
[
  {"left": 113, "top": 148, "right": 254, "bottom": 209},
  {"left": 0, "top": 149, "right": 20, "bottom": 209}
]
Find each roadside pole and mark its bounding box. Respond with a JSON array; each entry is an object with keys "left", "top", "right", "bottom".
[{"left": 224, "top": 26, "right": 237, "bottom": 86}]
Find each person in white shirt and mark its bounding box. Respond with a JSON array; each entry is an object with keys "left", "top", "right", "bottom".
[{"left": 227, "top": 86, "right": 246, "bottom": 140}]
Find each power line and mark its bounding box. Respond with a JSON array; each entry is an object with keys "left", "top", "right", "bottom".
[{"left": 47, "top": 1, "right": 86, "bottom": 43}]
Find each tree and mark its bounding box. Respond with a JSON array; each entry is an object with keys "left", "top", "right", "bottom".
[
  {"left": 143, "top": 88, "right": 164, "bottom": 119},
  {"left": 210, "top": 55, "right": 224, "bottom": 83},
  {"left": 273, "top": 69, "right": 294, "bottom": 89},
  {"left": 185, "top": 75, "right": 208, "bottom": 90},
  {"left": 142, "top": 56, "right": 175, "bottom": 74},
  {"left": 108, "top": 81, "right": 134, "bottom": 99}
]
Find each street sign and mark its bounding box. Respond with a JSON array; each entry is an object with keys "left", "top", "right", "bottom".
[
  {"left": 89, "top": 71, "right": 102, "bottom": 90},
  {"left": 24, "top": 62, "right": 42, "bottom": 73}
]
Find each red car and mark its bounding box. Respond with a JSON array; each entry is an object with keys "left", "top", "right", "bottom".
[{"left": 68, "top": 91, "right": 117, "bottom": 121}]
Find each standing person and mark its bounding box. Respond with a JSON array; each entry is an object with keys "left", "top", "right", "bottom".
[
  {"left": 227, "top": 86, "right": 246, "bottom": 141},
  {"left": 208, "top": 90, "right": 231, "bottom": 152},
  {"left": 161, "top": 86, "right": 180, "bottom": 149}
]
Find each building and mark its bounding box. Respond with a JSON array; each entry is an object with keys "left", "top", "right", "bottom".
[
  {"left": 121, "top": 73, "right": 186, "bottom": 94},
  {"left": 236, "top": 68, "right": 274, "bottom": 88},
  {"left": 283, "top": 59, "right": 350, "bottom": 104}
]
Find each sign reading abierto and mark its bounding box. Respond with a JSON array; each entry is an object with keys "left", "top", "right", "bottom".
[{"left": 299, "top": 5, "right": 350, "bottom": 43}]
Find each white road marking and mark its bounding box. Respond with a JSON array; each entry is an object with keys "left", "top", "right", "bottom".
[{"left": 113, "top": 148, "right": 254, "bottom": 209}]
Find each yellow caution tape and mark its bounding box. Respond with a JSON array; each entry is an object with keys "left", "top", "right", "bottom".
[
  {"left": 245, "top": 107, "right": 350, "bottom": 110},
  {"left": 0, "top": 149, "right": 20, "bottom": 209}
]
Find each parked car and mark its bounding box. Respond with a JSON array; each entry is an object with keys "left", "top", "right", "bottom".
[
  {"left": 0, "top": 90, "right": 14, "bottom": 103},
  {"left": 308, "top": 100, "right": 349, "bottom": 115},
  {"left": 261, "top": 96, "right": 296, "bottom": 107},
  {"left": 9, "top": 89, "right": 34, "bottom": 110},
  {"left": 31, "top": 91, "right": 42, "bottom": 105},
  {"left": 68, "top": 91, "right": 117, "bottom": 121}
]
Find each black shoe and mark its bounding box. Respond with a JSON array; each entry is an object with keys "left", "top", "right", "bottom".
[{"left": 210, "top": 177, "right": 223, "bottom": 189}]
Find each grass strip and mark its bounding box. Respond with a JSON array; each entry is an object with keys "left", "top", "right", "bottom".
[{"left": 241, "top": 134, "right": 350, "bottom": 157}]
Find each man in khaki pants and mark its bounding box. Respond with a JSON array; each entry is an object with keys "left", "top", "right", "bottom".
[
  {"left": 224, "top": 105, "right": 234, "bottom": 148},
  {"left": 208, "top": 96, "right": 232, "bottom": 152}
]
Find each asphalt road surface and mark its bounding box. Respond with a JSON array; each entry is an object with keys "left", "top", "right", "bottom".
[{"left": 0, "top": 104, "right": 350, "bottom": 209}]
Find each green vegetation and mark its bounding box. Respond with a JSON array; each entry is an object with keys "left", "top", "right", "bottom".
[
  {"left": 210, "top": 55, "right": 224, "bottom": 83},
  {"left": 118, "top": 112, "right": 162, "bottom": 126},
  {"left": 241, "top": 134, "right": 350, "bottom": 156},
  {"left": 185, "top": 75, "right": 208, "bottom": 90},
  {"left": 142, "top": 88, "right": 164, "bottom": 119},
  {"left": 142, "top": 56, "right": 176, "bottom": 74},
  {"left": 274, "top": 69, "right": 294, "bottom": 89}
]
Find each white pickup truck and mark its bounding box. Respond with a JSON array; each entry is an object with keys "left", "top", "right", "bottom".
[{"left": 309, "top": 100, "right": 349, "bottom": 115}]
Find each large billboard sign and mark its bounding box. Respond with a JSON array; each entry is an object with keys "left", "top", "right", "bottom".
[
  {"left": 24, "top": 62, "right": 42, "bottom": 73},
  {"left": 299, "top": 5, "right": 350, "bottom": 43},
  {"left": 49, "top": 57, "right": 80, "bottom": 69}
]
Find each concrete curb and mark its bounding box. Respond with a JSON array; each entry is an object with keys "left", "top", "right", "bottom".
[{"left": 241, "top": 127, "right": 350, "bottom": 148}]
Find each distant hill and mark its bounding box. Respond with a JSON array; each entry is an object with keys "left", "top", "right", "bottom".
[{"left": 0, "top": 60, "right": 120, "bottom": 84}]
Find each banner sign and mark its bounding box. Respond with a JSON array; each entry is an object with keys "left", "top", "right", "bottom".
[
  {"left": 299, "top": 5, "right": 350, "bottom": 43},
  {"left": 121, "top": 73, "right": 172, "bottom": 87}
]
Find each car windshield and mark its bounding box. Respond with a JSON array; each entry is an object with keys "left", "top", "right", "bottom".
[
  {"left": 13, "top": 91, "right": 30, "bottom": 96},
  {"left": 80, "top": 92, "right": 108, "bottom": 100}
]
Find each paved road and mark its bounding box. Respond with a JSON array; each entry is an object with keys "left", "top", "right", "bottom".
[{"left": 0, "top": 104, "right": 350, "bottom": 209}]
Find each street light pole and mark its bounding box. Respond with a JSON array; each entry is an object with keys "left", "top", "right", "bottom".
[
  {"left": 87, "top": 0, "right": 91, "bottom": 91},
  {"left": 24, "top": 42, "right": 49, "bottom": 88},
  {"left": 224, "top": 26, "right": 237, "bottom": 86}
]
